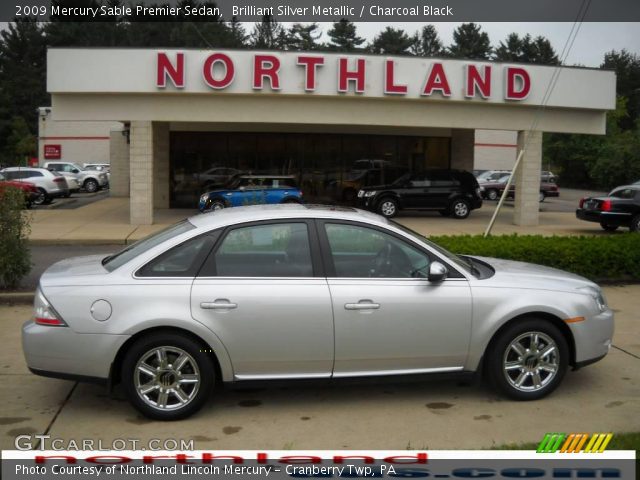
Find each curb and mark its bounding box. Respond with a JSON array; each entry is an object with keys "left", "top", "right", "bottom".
[{"left": 0, "top": 292, "right": 34, "bottom": 305}]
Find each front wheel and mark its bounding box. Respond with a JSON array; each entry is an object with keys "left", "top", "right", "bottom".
[
  {"left": 486, "top": 319, "right": 568, "bottom": 401},
  {"left": 32, "top": 188, "right": 48, "bottom": 205},
  {"left": 121, "top": 333, "right": 215, "bottom": 420},
  {"left": 630, "top": 214, "right": 640, "bottom": 232},
  {"left": 210, "top": 199, "right": 226, "bottom": 211},
  {"left": 539, "top": 192, "right": 546, "bottom": 203},
  {"left": 450, "top": 199, "right": 471, "bottom": 219},
  {"left": 377, "top": 198, "right": 398, "bottom": 218},
  {"left": 486, "top": 189, "right": 499, "bottom": 201}
]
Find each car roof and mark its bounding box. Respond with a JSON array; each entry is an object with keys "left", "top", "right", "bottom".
[
  {"left": 2, "top": 166, "right": 51, "bottom": 172},
  {"left": 188, "top": 204, "right": 388, "bottom": 230}
]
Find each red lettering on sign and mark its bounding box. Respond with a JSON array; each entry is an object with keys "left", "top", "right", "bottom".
[
  {"left": 422, "top": 63, "right": 451, "bottom": 97},
  {"left": 384, "top": 59, "right": 407, "bottom": 95},
  {"left": 253, "top": 55, "right": 281, "bottom": 90},
  {"left": 506, "top": 67, "right": 531, "bottom": 100},
  {"left": 338, "top": 57, "right": 366, "bottom": 93},
  {"left": 466, "top": 65, "right": 491, "bottom": 99},
  {"left": 296, "top": 56, "right": 325, "bottom": 92},
  {"left": 156, "top": 52, "right": 185, "bottom": 88},
  {"left": 203, "top": 53, "right": 235, "bottom": 89}
]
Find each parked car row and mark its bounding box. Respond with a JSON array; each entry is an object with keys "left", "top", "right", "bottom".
[
  {"left": 0, "top": 164, "right": 110, "bottom": 207},
  {"left": 0, "top": 172, "right": 41, "bottom": 208},
  {"left": 479, "top": 174, "right": 560, "bottom": 202}
]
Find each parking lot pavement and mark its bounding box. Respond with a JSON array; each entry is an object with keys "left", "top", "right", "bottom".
[
  {"left": 34, "top": 189, "right": 110, "bottom": 210},
  {"left": 1, "top": 286, "right": 638, "bottom": 451}
]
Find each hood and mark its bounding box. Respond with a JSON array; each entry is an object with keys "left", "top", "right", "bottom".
[
  {"left": 40, "top": 255, "right": 111, "bottom": 286},
  {"left": 471, "top": 256, "right": 597, "bottom": 292}
]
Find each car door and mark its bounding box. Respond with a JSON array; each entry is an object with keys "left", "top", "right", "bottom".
[
  {"left": 318, "top": 221, "right": 472, "bottom": 376},
  {"left": 400, "top": 174, "right": 430, "bottom": 208},
  {"left": 190, "top": 220, "right": 334, "bottom": 379}
]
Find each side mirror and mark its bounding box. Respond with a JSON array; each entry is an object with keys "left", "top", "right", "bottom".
[{"left": 428, "top": 261, "right": 448, "bottom": 283}]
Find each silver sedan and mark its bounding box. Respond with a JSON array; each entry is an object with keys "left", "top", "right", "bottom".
[{"left": 23, "top": 204, "right": 614, "bottom": 420}]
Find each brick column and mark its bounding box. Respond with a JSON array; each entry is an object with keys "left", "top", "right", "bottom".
[
  {"left": 153, "top": 122, "right": 170, "bottom": 209},
  {"left": 109, "top": 128, "right": 130, "bottom": 197},
  {"left": 129, "top": 121, "right": 154, "bottom": 225},
  {"left": 450, "top": 129, "right": 475, "bottom": 171},
  {"left": 513, "top": 130, "right": 542, "bottom": 226}
]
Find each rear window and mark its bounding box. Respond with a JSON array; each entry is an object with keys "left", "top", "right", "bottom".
[
  {"left": 102, "top": 220, "right": 195, "bottom": 272},
  {"left": 609, "top": 188, "right": 637, "bottom": 199}
]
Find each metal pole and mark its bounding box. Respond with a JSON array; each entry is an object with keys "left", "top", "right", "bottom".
[{"left": 483, "top": 148, "right": 526, "bottom": 238}]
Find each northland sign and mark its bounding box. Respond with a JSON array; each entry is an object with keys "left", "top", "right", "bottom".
[{"left": 47, "top": 49, "right": 616, "bottom": 111}]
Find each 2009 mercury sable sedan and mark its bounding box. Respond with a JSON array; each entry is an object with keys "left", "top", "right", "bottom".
[{"left": 23, "top": 204, "right": 613, "bottom": 420}]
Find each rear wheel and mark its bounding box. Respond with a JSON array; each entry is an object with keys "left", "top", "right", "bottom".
[
  {"left": 486, "top": 189, "right": 499, "bottom": 201},
  {"left": 486, "top": 319, "right": 568, "bottom": 401},
  {"left": 450, "top": 198, "right": 471, "bottom": 219},
  {"left": 539, "top": 192, "right": 546, "bottom": 203},
  {"left": 630, "top": 214, "right": 640, "bottom": 232},
  {"left": 377, "top": 198, "right": 398, "bottom": 218},
  {"left": 600, "top": 222, "right": 618, "bottom": 232},
  {"left": 32, "top": 188, "right": 48, "bottom": 206},
  {"left": 121, "top": 332, "right": 215, "bottom": 420}
]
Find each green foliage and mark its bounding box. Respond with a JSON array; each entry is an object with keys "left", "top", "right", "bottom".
[
  {"left": 327, "top": 19, "right": 365, "bottom": 52},
  {"left": 494, "top": 33, "right": 559, "bottom": 64},
  {"left": 369, "top": 27, "right": 413, "bottom": 55},
  {"left": 0, "top": 186, "right": 31, "bottom": 289},
  {"left": 5, "top": 116, "right": 36, "bottom": 164},
  {"left": 431, "top": 234, "right": 640, "bottom": 282},
  {"left": 447, "top": 23, "right": 492, "bottom": 60},
  {"left": 411, "top": 25, "right": 444, "bottom": 57},
  {"left": 286, "top": 23, "right": 322, "bottom": 51}
]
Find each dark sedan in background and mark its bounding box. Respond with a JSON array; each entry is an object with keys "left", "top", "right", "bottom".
[
  {"left": 576, "top": 184, "right": 640, "bottom": 232},
  {"left": 480, "top": 175, "right": 560, "bottom": 202},
  {"left": 357, "top": 169, "right": 483, "bottom": 219}
]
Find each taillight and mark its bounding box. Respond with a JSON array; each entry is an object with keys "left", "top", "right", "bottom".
[
  {"left": 579, "top": 197, "right": 585, "bottom": 208},
  {"left": 601, "top": 199, "right": 612, "bottom": 212},
  {"left": 53, "top": 177, "right": 65, "bottom": 183},
  {"left": 33, "top": 288, "right": 67, "bottom": 327}
]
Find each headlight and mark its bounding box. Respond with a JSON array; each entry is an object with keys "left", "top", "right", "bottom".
[
  {"left": 200, "top": 194, "right": 208, "bottom": 202},
  {"left": 364, "top": 191, "right": 377, "bottom": 197},
  {"left": 579, "top": 286, "right": 608, "bottom": 312}
]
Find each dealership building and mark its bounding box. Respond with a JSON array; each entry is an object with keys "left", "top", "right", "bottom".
[{"left": 45, "top": 48, "right": 616, "bottom": 225}]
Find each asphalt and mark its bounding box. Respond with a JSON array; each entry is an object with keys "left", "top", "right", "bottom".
[{"left": 0, "top": 285, "right": 638, "bottom": 451}]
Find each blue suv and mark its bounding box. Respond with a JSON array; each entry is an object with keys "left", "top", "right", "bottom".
[{"left": 198, "top": 175, "right": 303, "bottom": 212}]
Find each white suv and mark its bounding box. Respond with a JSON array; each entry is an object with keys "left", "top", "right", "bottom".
[
  {"left": 0, "top": 167, "right": 70, "bottom": 204},
  {"left": 43, "top": 161, "right": 108, "bottom": 193}
]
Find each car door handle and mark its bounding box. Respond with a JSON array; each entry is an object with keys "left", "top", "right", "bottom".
[
  {"left": 345, "top": 300, "right": 380, "bottom": 310},
  {"left": 200, "top": 300, "right": 237, "bottom": 310}
]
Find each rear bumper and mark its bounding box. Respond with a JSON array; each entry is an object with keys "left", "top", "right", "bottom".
[
  {"left": 22, "top": 320, "right": 129, "bottom": 380},
  {"left": 576, "top": 209, "right": 630, "bottom": 226}
]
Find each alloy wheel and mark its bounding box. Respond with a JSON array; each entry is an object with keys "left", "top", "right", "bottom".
[
  {"left": 502, "top": 331, "right": 559, "bottom": 392},
  {"left": 134, "top": 346, "right": 200, "bottom": 411},
  {"left": 453, "top": 201, "right": 469, "bottom": 218}
]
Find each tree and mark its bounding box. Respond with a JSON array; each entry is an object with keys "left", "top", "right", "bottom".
[
  {"left": 0, "top": 19, "right": 48, "bottom": 163},
  {"left": 227, "top": 17, "right": 248, "bottom": 48},
  {"left": 369, "top": 27, "right": 413, "bottom": 55},
  {"left": 5, "top": 116, "right": 36, "bottom": 164},
  {"left": 327, "top": 19, "right": 365, "bottom": 52},
  {"left": 602, "top": 49, "right": 640, "bottom": 130},
  {"left": 494, "top": 33, "right": 559, "bottom": 65},
  {"left": 287, "top": 23, "right": 322, "bottom": 51},
  {"left": 494, "top": 33, "right": 525, "bottom": 62},
  {"left": 250, "top": 14, "right": 285, "bottom": 49},
  {"left": 447, "top": 23, "right": 492, "bottom": 60},
  {"left": 411, "top": 25, "right": 444, "bottom": 57}
]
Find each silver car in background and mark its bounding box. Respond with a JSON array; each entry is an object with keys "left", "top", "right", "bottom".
[
  {"left": 1, "top": 166, "right": 70, "bottom": 204},
  {"left": 23, "top": 205, "right": 614, "bottom": 420}
]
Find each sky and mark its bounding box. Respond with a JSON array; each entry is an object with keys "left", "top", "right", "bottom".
[{"left": 1, "top": 21, "right": 638, "bottom": 67}]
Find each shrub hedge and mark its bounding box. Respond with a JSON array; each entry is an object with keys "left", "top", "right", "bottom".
[
  {"left": 0, "top": 186, "right": 31, "bottom": 289},
  {"left": 430, "top": 234, "right": 640, "bottom": 282}
]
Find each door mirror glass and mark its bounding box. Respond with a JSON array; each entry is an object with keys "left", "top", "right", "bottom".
[{"left": 428, "top": 261, "right": 448, "bottom": 282}]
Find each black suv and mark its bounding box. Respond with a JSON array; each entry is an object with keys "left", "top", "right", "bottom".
[{"left": 356, "top": 169, "right": 483, "bottom": 219}]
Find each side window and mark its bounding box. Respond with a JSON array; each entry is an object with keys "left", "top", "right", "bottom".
[
  {"left": 409, "top": 175, "right": 430, "bottom": 188},
  {"left": 137, "top": 234, "right": 215, "bottom": 277},
  {"left": 206, "top": 223, "right": 313, "bottom": 277},
  {"left": 48, "top": 164, "right": 61, "bottom": 171},
  {"left": 29, "top": 171, "right": 43, "bottom": 177},
  {"left": 324, "top": 223, "right": 431, "bottom": 278}
]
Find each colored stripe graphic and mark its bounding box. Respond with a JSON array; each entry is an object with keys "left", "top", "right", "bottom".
[{"left": 538, "top": 433, "right": 613, "bottom": 453}]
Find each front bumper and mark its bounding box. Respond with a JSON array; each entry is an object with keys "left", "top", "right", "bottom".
[
  {"left": 22, "top": 320, "right": 130, "bottom": 380},
  {"left": 568, "top": 308, "right": 614, "bottom": 366}
]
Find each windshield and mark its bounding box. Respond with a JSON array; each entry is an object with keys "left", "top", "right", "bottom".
[
  {"left": 102, "top": 220, "right": 195, "bottom": 272},
  {"left": 389, "top": 220, "right": 474, "bottom": 275},
  {"left": 71, "top": 163, "right": 84, "bottom": 171}
]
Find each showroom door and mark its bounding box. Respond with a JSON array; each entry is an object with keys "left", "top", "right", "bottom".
[
  {"left": 318, "top": 221, "right": 472, "bottom": 376},
  {"left": 191, "top": 221, "right": 334, "bottom": 379}
]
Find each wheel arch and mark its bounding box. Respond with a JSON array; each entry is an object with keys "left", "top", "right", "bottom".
[
  {"left": 478, "top": 311, "right": 576, "bottom": 376},
  {"left": 109, "top": 326, "right": 226, "bottom": 390},
  {"left": 375, "top": 192, "right": 403, "bottom": 209}
]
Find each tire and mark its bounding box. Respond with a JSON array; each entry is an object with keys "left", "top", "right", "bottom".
[
  {"left": 486, "top": 319, "right": 568, "bottom": 401},
  {"left": 600, "top": 222, "right": 618, "bottom": 232},
  {"left": 84, "top": 178, "right": 99, "bottom": 193},
  {"left": 377, "top": 198, "right": 399, "bottom": 218},
  {"left": 32, "top": 188, "right": 47, "bottom": 206},
  {"left": 121, "top": 332, "right": 215, "bottom": 420},
  {"left": 450, "top": 198, "right": 471, "bottom": 219},
  {"left": 486, "top": 189, "right": 498, "bottom": 201},
  {"left": 630, "top": 214, "right": 640, "bottom": 233},
  {"left": 210, "top": 199, "right": 226, "bottom": 211},
  {"left": 539, "top": 192, "right": 546, "bottom": 203}
]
